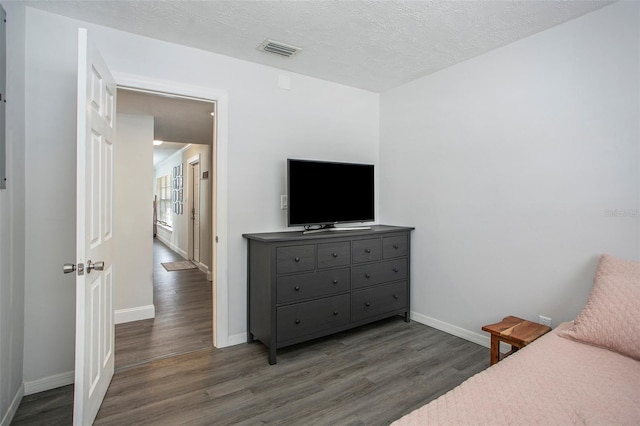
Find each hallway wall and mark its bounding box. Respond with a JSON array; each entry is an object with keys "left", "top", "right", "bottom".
[{"left": 114, "top": 113, "right": 154, "bottom": 323}]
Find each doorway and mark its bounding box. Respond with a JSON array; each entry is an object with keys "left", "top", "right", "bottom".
[
  {"left": 189, "top": 158, "right": 201, "bottom": 265},
  {"left": 114, "top": 75, "right": 230, "bottom": 349},
  {"left": 114, "top": 85, "right": 223, "bottom": 370}
]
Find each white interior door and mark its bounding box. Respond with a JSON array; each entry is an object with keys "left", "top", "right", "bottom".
[
  {"left": 191, "top": 162, "right": 201, "bottom": 262},
  {"left": 73, "top": 28, "right": 116, "bottom": 425}
]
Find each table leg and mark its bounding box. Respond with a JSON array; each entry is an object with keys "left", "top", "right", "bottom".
[{"left": 490, "top": 335, "right": 500, "bottom": 365}]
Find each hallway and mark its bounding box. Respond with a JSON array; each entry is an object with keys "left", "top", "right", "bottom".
[{"left": 115, "top": 238, "right": 213, "bottom": 370}]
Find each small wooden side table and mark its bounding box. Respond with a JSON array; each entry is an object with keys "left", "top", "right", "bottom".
[{"left": 482, "top": 316, "right": 551, "bottom": 365}]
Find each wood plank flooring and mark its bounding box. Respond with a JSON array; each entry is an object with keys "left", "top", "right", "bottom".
[
  {"left": 12, "top": 239, "right": 490, "bottom": 425},
  {"left": 13, "top": 320, "right": 489, "bottom": 425},
  {"left": 115, "top": 239, "right": 212, "bottom": 370},
  {"left": 93, "top": 318, "right": 488, "bottom": 425}
]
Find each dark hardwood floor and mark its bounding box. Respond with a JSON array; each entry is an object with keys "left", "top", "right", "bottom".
[
  {"left": 115, "top": 239, "right": 212, "bottom": 370},
  {"left": 94, "top": 318, "right": 489, "bottom": 426},
  {"left": 12, "top": 240, "right": 490, "bottom": 425}
]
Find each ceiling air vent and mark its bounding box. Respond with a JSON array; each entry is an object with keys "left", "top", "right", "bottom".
[{"left": 258, "top": 39, "right": 302, "bottom": 58}]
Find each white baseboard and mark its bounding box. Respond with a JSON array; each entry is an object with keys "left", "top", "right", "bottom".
[
  {"left": 115, "top": 305, "right": 155, "bottom": 324},
  {"left": 155, "top": 235, "right": 188, "bottom": 259},
  {"left": 226, "top": 332, "right": 248, "bottom": 347},
  {"left": 411, "top": 311, "right": 490, "bottom": 348},
  {"left": 1, "top": 383, "right": 24, "bottom": 426},
  {"left": 24, "top": 370, "right": 74, "bottom": 396},
  {"left": 193, "top": 260, "right": 210, "bottom": 279},
  {"left": 411, "top": 312, "right": 512, "bottom": 353}
]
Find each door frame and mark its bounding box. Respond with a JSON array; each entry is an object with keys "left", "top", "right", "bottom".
[
  {"left": 114, "top": 72, "right": 230, "bottom": 348},
  {"left": 187, "top": 154, "right": 202, "bottom": 265}
]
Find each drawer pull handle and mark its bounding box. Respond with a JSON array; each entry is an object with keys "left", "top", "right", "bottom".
[
  {"left": 393, "top": 294, "right": 399, "bottom": 300},
  {"left": 365, "top": 248, "right": 371, "bottom": 254},
  {"left": 333, "top": 311, "right": 339, "bottom": 316},
  {"left": 332, "top": 252, "right": 338, "bottom": 258},
  {"left": 294, "top": 286, "right": 300, "bottom": 291},
  {"left": 393, "top": 244, "right": 399, "bottom": 249},
  {"left": 365, "top": 302, "right": 371, "bottom": 307},
  {"left": 365, "top": 273, "right": 371, "bottom": 279},
  {"left": 294, "top": 257, "right": 300, "bottom": 262},
  {"left": 333, "top": 279, "right": 338, "bottom": 284},
  {"left": 393, "top": 267, "right": 399, "bottom": 273},
  {"left": 295, "top": 319, "right": 300, "bottom": 325}
]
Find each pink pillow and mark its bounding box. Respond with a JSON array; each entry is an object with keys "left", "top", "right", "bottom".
[{"left": 559, "top": 254, "right": 640, "bottom": 360}]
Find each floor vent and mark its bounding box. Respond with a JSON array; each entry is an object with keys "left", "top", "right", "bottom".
[{"left": 257, "top": 39, "right": 302, "bottom": 58}]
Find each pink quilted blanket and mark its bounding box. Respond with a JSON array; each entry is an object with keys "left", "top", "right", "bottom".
[{"left": 393, "top": 323, "right": 640, "bottom": 425}]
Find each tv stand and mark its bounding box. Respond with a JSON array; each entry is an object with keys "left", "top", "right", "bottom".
[
  {"left": 243, "top": 225, "right": 414, "bottom": 364},
  {"left": 302, "top": 225, "right": 372, "bottom": 235}
]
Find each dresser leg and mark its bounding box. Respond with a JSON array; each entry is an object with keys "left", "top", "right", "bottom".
[
  {"left": 268, "top": 347, "right": 277, "bottom": 365},
  {"left": 404, "top": 311, "right": 410, "bottom": 323}
]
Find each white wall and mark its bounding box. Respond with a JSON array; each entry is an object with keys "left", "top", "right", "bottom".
[
  {"left": 23, "top": 7, "right": 78, "bottom": 388},
  {"left": 22, "top": 7, "right": 379, "bottom": 387},
  {"left": 114, "top": 113, "right": 154, "bottom": 322},
  {"left": 380, "top": 1, "right": 640, "bottom": 342},
  {"left": 0, "top": 1, "right": 26, "bottom": 422}
]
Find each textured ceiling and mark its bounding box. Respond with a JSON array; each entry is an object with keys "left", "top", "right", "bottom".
[{"left": 24, "top": 0, "right": 613, "bottom": 92}]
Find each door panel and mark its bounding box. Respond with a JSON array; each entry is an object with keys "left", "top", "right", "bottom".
[
  {"left": 104, "top": 138, "right": 113, "bottom": 240},
  {"left": 74, "top": 28, "right": 116, "bottom": 426}
]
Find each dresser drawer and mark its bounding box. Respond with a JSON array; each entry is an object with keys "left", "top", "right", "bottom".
[
  {"left": 352, "top": 238, "right": 382, "bottom": 263},
  {"left": 352, "top": 258, "right": 408, "bottom": 289},
  {"left": 317, "top": 242, "right": 351, "bottom": 269},
  {"left": 277, "top": 268, "right": 350, "bottom": 304},
  {"left": 277, "top": 245, "right": 315, "bottom": 274},
  {"left": 277, "top": 294, "right": 350, "bottom": 342},
  {"left": 383, "top": 235, "right": 408, "bottom": 259},
  {"left": 352, "top": 281, "right": 407, "bottom": 323}
]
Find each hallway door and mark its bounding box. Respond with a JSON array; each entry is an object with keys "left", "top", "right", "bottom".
[{"left": 191, "top": 161, "right": 201, "bottom": 263}]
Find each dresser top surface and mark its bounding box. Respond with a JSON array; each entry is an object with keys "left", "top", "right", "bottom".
[{"left": 243, "top": 225, "right": 414, "bottom": 243}]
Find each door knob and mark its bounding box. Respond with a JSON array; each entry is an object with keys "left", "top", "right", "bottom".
[
  {"left": 87, "top": 260, "right": 104, "bottom": 274},
  {"left": 63, "top": 263, "right": 84, "bottom": 275}
]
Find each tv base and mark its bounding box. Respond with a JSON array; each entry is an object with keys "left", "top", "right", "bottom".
[{"left": 302, "top": 225, "right": 372, "bottom": 235}]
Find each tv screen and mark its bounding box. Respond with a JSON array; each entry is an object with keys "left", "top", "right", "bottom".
[{"left": 288, "top": 159, "right": 374, "bottom": 228}]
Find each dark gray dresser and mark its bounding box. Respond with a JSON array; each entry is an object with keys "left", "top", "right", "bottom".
[{"left": 243, "top": 225, "right": 414, "bottom": 364}]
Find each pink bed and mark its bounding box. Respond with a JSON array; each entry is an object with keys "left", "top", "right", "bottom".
[{"left": 394, "top": 254, "right": 640, "bottom": 425}]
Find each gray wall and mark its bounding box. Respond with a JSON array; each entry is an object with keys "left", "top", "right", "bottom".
[
  {"left": 0, "top": 1, "right": 26, "bottom": 421},
  {"left": 114, "top": 113, "right": 154, "bottom": 319},
  {"left": 379, "top": 1, "right": 640, "bottom": 343}
]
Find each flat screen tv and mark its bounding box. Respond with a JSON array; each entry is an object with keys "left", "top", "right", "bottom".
[{"left": 287, "top": 159, "right": 374, "bottom": 231}]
